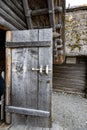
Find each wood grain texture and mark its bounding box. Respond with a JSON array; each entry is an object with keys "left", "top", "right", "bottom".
[
  {"left": 0, "top": 8, "right": 25, "bottom": 30},
  {"left": 23, "top": 0, "right": 32, "bottom": 29},
  {"left": 3, "top": 0, "right": 25, "bottom": 21},
  {"left": 0, "top": 0, "right": 26, "bottom": 28},
  {"left": 5, "top": 29, "right": 52, "bottom": 128},
  {"left": 0, "top": 16, "right": 17, "bottom": 30},
  {"left": 5, "top": 31, "right": 12, "bottom": 124},
  {"left": 53, "top": 62, "right": 87, "bottom": 94},
  {"left": 47, "top": 0, "right": 55, "bottom": 28},
  {"left": 6, "top": 41, "right": 51, "bottom": 48},
  {"left": 38, "top": 29, "right": 52, "bottom": 127}
]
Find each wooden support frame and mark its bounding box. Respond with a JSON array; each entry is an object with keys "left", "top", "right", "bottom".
[
  {"left": 11, "top": 0, "right": 23, "bottom": 12},
  {"left": 0, "top": 0, "right": 26, "bottom": 28},
  {"left": 25, "top": 6, "right": 62, "bottom": 17},
  {"left": 5, "top": 31, "right": 12, "bottom": 124},
  {"left": 3, "top": 0, "right": 25, "bottom": 21},
  {"left": 23, "top": 0, "right": 32, "bottom": 29},
  {"left": 47, "top": 0, "right": 55, "bottom": 28},
  {"left": 6, "top": 41, "right": 51, "bottom": 48},
  {"left": 0, "top": 8, "right": 26, "bottom": 30},
  {"left": 0, "top": 16, "right": 17, "bottom": 30},
  {"left": 6, "top": 106, "right": 50, "bottom": 117}
]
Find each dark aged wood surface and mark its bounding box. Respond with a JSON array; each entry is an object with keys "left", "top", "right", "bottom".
[
  {"left": 6, "top": 41, "right": 51, "bottom": 48},
  {"left": 0, "top": 0, "right": 65, "bottom": 64},
  {"left": 53, "top": 57, "right": 87, "bottom": 94},
  {"left": 5, "top": 29, "right": 52, "bottom": 128}
]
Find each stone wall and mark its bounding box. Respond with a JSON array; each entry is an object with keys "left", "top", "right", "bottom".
[{"left": 65, "top": 7, "right": 87, "bottom": 56}]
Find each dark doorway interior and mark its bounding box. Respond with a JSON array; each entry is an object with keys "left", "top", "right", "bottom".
[
  {"left": 0, "top": 29, "right": 6, "bottom": 122},
  {"left": 0, "top": 29, "right": 6, "bottom": 72}
]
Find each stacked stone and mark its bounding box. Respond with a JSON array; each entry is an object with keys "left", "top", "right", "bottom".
[{"left": 65, "top": 8, "right": 87, "bottom": 56}]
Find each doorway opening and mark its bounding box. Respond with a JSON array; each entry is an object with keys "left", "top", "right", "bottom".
[{"left": 0, "top": 29, "right": 6, "bottom": 122}]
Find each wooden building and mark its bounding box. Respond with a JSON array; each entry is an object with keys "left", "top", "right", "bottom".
[
  {"left": 0, "top": 0, "right": 65, "bottom": 129},
  {"left": 53, "top": 6, "right": 87, "bottom": 95}
]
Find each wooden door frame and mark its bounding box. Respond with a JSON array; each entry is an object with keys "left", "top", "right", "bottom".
[{"left": 5, "top": 31, "right": 12, "bottom": 124}]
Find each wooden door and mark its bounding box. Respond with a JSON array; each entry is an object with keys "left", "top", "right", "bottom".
[{"left": 5, "top": 29, "right": 52, "bottom": 128}]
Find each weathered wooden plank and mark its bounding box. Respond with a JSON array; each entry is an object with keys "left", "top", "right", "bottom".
[
  {"left": 6, "top": 106, "right": 50, "bottom": 117},
  {"left": 25, "top": 6, "right": 62, "bottom": 17},
  {"left": 1, "top": 95, "right": 4, "bottom": 120},
  {"left": 10, "top": 29, "right": 52, "bottom": 43},
  {"left": 23, "top": 0, "right": 32, "bottom": 29},
  {"left": 0, "top": 16, "right": 17, "bottom": 30},
  {"left": 47, "top": 0, "right": 55, "bottom": 28},
  {"left": 0, "top": 8, "right": 25, "bottom": 30},
  {"left": 37, "top": 29, "right": 52, "bottom": 127},
  {"left": 11, "top": 30, "right": 39, "bottom": 125},
  {"left": 0, "top": 0, "right": 26, "bottom": 28},
  {"left": 6, "top": 41, "right": 51, "bottom": 48},
  {"left": 5, "top": 31, "right": 12, "bottom": 124},
  {"left": 11, "top": 30, "right": 38, "bottom": 42},
  {"left": 53, "top": 61, "right": 87, "bottom": 94},
  {"left": 3, "top": 0, "right": 25, "bottom": 21},
  {"left": 11, "top": 47, "right": 38, "bottom": 124},
  {"left": 24, "top": 31, "right": 39, "bottom": 127},
  {"left": 11, "top": 0, "right": 23, "bottom": 12}
]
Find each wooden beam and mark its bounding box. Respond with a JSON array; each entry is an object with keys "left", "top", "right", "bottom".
[
  {"left": 3, "top": 0, "right": 25, "bottom": 22},
  {"left": 0, "top": 8, "right": 26, "bottom": 30},
  {"left": 26, "top": 6, "right": 62, "bottom": 17},
  {"left": 22, "top": 0, "right": 32, "bottom": 29},
  {"left": 6, "top": 41, "right": 51, "bottom": 48},
  {"left": 0, "top": 0, "right": 26, "bottom": 28},
  {"left": 0, "top": 23, "right": 8, "bottom": 30},
  {"left": 6, "top": 106, "right": 50, "bottom": 117},
  {"left": 0, "top": 16, "right": 17, "bottom": 30},
  {"left": 11, "top": 0, "right": 23, "bottom": 13},
  {"left": 47, "top": 0, "right": 55, "bottom": 28},
  {"left": 5, "top": 31, "right": 12, "bottom": 124}
]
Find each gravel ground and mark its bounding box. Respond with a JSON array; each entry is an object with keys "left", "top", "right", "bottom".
[{"left": 53, "top": 92, "right": 87, "bottom": 130}]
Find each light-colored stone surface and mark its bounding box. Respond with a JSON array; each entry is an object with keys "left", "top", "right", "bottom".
[
  {"left": 65, "top": 10, "right": 87, "bottom": 56},
  {"left": 53, "top": 92, "right": 87, "bottom": 130}
]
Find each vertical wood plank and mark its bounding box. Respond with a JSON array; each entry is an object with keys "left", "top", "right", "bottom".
[
  {"left": 22, "top": 0, "right": 32, "bottom": 29},
  {"left": 47, "top": 0, "right": 55, "bottom": 28},
  {"left": 5, "top": 31, "right": 12, "bottom": 124},
  {"left": 38, "top": 29, "right": 53, "bottom": 127},
  {"left": 11, "top": 30, "right": 39, "bottom": 125},
  {"left": 26, "top": 30, "right": 39, "bottom": 127}
]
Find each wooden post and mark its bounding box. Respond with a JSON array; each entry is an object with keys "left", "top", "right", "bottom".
[{"left": 5, "top": 31, "right": 12, "bottom": 124}]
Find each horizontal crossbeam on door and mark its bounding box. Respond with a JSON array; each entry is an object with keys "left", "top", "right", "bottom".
[
  {"left": 5, "top": 106, "right": 50, "bottom": 117},
  {"left": 5, "top": 41, "right": 51, "bottom": 48}
]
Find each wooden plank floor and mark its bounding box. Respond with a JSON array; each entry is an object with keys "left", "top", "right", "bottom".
[{"left": 0, "top": 123, "right": 63, "bottom": 130}]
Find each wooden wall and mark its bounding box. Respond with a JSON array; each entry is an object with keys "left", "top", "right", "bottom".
[{"left": 53, "top": 57, "right": 87, "bottom": 94}]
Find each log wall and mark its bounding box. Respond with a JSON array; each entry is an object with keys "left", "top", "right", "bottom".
[{"left": 53, "top": 57, "right": 87, "bottom": 94}]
